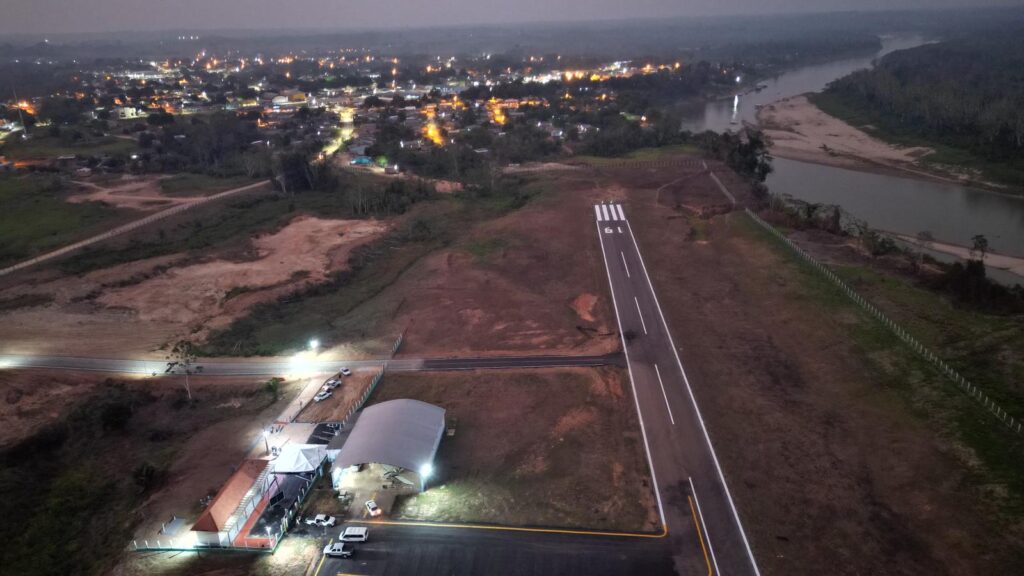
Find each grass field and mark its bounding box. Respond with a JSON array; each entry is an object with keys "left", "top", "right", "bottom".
[
  {"left": 2, "top": 134, "right": 136, "bottom": 160},
  {"left": 738, "top": 214, "right": 1024, "bottom": 512},
  {"left": 0, "top": 175, "right": 134, "bottom": 268},
  {"left": 158, "top": 173, "right": 256, "bottom": 197},
  {"left": 573, "top": 144, "right": 702, "bottom": 166}
]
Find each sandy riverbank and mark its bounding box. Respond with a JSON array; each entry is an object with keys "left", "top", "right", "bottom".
[{"left": 756, "top": 95, "right": 1004, "bottom": 190}]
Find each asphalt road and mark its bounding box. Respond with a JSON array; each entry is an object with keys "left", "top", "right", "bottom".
[
  {"left": 315, "top": 524, "right": 675, "bottom": 576},
  {"left": 0, "top": 352, "right": 622, "bottom": 376},
  {"left": 595, "top": 202, "right": 760, "bottom": 576}
]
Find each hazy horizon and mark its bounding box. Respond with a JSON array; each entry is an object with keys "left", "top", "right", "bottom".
[{"left": 3, "top": 0, "right": 1024, "bottom": 37}]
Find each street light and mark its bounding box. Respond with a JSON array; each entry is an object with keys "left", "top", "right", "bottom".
[
  {"left": 419, "top": 462, "right": 433, "bottom": 491},
  {"left": 308, "top": 338, "right": 320, "bottom": 351}
]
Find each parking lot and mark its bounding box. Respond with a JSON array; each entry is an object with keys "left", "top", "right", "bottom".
[{"left": 314, "top": 523, "right": 675, "bottom": 576}]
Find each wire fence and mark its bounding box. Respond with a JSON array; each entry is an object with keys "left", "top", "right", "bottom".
[{"left": 744, "top": 208, "right": 1022, "bottom": 436}]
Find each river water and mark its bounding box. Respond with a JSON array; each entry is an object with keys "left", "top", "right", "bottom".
[{"left": 681, "top": 35, "right": 1024, "bottom": 262}]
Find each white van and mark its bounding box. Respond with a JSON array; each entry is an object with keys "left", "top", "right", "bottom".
[{"left": 340, "top": 526, "right": 369, "bottom": 542}]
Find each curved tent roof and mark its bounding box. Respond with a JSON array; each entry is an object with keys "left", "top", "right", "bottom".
[{"left": 334, "top": 399, "right": 445, "bottom": 472}]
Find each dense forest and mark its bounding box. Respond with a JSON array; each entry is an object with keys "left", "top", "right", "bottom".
[{"left": 817, "top": 32, "right": 1024, "bottom": 187}]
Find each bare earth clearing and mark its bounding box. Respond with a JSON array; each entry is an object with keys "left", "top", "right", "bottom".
[
  {"left": 331, "top": 174, "right": 623, "bottom": 357},
  {"left": 369, "top": 368, "right": 660, "bottom": 533},
  {"left": 0, "top": 215, "right": 387, "bottom": 355},
  {"left": 68, "top": 176, "right": 190, "bottom": 211}
]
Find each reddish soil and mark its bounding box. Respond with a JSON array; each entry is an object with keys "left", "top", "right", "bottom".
[{"left": 368, "top": 368, "right": 660, "bottom": 532}]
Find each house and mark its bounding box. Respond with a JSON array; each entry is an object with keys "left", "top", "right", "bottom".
[{"left": 191, "top": 459, "right": 275, "bottom": 547}]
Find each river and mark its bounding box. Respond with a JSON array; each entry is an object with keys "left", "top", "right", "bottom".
[{"left": 681, "top": 35, "right": 1024, "bottom": 269}]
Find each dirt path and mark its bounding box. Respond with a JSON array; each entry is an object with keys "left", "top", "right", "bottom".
[
  {"left": 0, "top": 179, "right": 271, "bottom": 278},
  {"left": 69, "top": 177, "right": 194, "bottom": 211},
  {"left": 892, "top": 233, "right": 1024, "bottom": 277}
]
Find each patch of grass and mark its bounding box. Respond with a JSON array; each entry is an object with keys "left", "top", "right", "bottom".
[
  {"left": 0, "top": 293, "right": 54, "bottom": 312},
  {"left": 738, "top": 212, "right": 1024, "bottom": 514},
  {"left": 464, "top": 237, "right": 507, "bottom": 262},
  {"left": 0, "top": 175, "right": 134, "bottom": 268},
  {"left": 3, "top": 134, "right": 136, "bottom": 160},
  {"left": 159, "top": 173, "right": 256, "bottom": 197},
  {"left": 573, "top": 144, "right": 702, "bottom": 166}
]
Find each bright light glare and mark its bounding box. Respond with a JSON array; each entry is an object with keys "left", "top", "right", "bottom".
[
  {"left": 419, "top": 463, "right": 433, "bottom": 478},
  {"left": 735, "top": 75, "right": 742, "bottom": 83},
  {"left": 308, "top": 338, "right": 320, "bottom": 350}
]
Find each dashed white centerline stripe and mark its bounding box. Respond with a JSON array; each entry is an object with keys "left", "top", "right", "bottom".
[
  {"left": 616, "top": 204, "right": 626, "bottom": 220},
  {"left": 594, "top": 205, "right": 603, "bottom": 221},
  {"left": 634, "top": 296, "right": 648, "bottom": 335},
  {"left": 654, "top": 364, "right": 675, "bottom": 425},
  {"left": 594, "top": 220, "right": 668, "bottom": 531},
  {"left": 620, "top": 251, "right": 631, "bottom": 278},
  {"left": 601, "top": 204, "right": 611, "bottom": 221}
]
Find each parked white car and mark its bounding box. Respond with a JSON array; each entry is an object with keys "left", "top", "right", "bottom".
[
  {"left": 313, "top": 391, "right": 332, "bottom": 402},
  {"left": 340, "top": 526, "right": 369, "bottom": 542},
  {"left": 339, "top": 367, "right": 352, "bottom": 377},
  {"left": 305, "top": 514, "right": 336, "bottom": 527},
  {"left": 323, "top": 542, "right": 353, "bottom": 558}
]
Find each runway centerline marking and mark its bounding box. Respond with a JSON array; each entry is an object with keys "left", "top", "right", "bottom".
[
  {"left": 594, "top": 219, "right": 668, "bottom": 531},
  {"left": 620, "top": 251, "right": 631, "bottom": 278},
  {"left": 634, "top": 296, "right": 648, "bottom": 335},
  {"left": 653, "top": 364, "right": 675, "bottom": 425},
  {"left": 625, "top": 220, "right": 761, "bottom": 575}
]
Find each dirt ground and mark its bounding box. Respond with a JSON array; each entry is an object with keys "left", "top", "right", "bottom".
[
  {"left": 591, "top": 159, "right": 1024, "bottom": 574},
  {"left": 0, "top": 369, "right": 108, "bottom": 449},
  {"left": 295, "top": 370, "right": 376, "bottom": 423},
  {"left": 0, "top": 215, "right": 388, "bottom": 355},
  {"left": 330, "top": 172, "right": 632, "bottom": 358},
  {"left": 365, "top": 368, "right": 660, "bottom": 533},
  {"left": 67, "top": 175, "right": 192, "bottom": 211}
]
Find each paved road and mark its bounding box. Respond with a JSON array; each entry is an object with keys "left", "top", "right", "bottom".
[
  {"left": 315, "top": 524, "right": 674, "bottom": 576},
  {"left": 0, "top": 352, "right": 622, "bottom": 376},
  {"left": 0, "top": 179, "right": 271, "bottom": 278},
  {"left": 595, "top": 202, "right": 760, "bottom": 576}
]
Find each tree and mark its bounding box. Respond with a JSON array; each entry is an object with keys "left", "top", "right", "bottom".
[
  {"left": 166, "top": 340, "right": 197, "bottom": 399},
  {"left": 970, "top": 234, "right": 989, "bottom": 261}
]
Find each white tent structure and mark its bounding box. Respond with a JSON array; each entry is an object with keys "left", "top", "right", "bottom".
[{"left": 272, "top": 444, "right": 328, "bottom": 474}]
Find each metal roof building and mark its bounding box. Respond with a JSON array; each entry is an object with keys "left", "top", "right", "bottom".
[{"left": 334, "top": 399, "right": 445, "bottom": 476}]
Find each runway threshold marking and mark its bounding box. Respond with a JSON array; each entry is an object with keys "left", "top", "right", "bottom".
[
  {"left": 634, "top": 296, "right": 648, "bottom": 334},
  {"left": 688, "top": 496, "right": 714, "bottom": 576},
  {"left": 653, "top": 364, "right": 675, "bottom": 425},
  {"left": 357, "top": 519, "right": 668, "bottom": 539}
]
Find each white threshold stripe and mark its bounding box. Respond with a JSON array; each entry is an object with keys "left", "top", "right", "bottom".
[
  {"left": 625, "top": 221, "right": 761, "bottom": 576},
  {"left": 594, "top": 205, "right": 603, "bottom": 221},
  {"left": 653, "top": 364, "right": 675, "bottom": 425},
  {"left": 620, "top": 251, "right": 631, "bottom": 278},
  {"left": 594, "top": 220, "right": 668, "bottom": 530},
  {"left": 601, "top": 204, "right": 611, "bottom": 221},
  {"left": 689, "top": 477, "right": 722, "bottom": 575},
  {"left": 634, "top": 296, "right": 648, "bottom": 335},
  {"left": 616, "top": 204, "right": 626, "bottom": 220}
]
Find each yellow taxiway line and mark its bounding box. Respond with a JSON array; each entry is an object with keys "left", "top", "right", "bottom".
[
  {"left": 688, "top": 495, "right": 714, "bottom": 576},
  {"left": 353, "top": 518, "right": 668, "bottom": 539}
]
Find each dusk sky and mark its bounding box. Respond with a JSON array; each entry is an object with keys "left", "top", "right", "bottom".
[{"left": 3, "top": 0, "right": 1023, "bottom": 36}]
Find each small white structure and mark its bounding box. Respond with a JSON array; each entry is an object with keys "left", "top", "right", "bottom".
[{"left": 272, "top": 444, "right": 327, "bottom": 474}]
